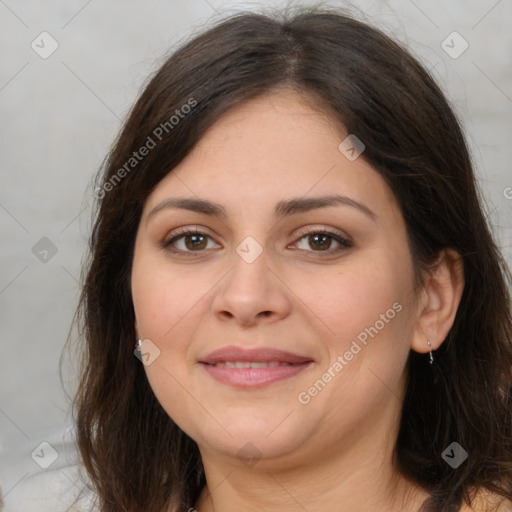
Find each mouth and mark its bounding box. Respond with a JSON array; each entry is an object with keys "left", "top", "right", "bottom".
[
  {"left": 209, "top": 361, "right": 298, "bottom": 368},
  {"left": 199, "top": 346, "right": 314, "bottom": 388}
]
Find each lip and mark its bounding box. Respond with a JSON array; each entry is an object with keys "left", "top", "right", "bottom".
[
  {"left": 200, "top": 346, "right": 313, "bottom": 365},
  {"left": 199, "top": 346, "right": 314, "bottom": 388}
]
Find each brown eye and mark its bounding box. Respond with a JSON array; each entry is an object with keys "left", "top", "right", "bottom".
[
  {"left": 183, "top": 233, "right": 208, "bottom": 250},
  {"left": 294, "top": 230, "right": 352, "bottom": 253},
  {"left": 308, "top": 233, "right": 333, "bottom": 251},
  {"left": 163, "top": 229, "right": 220, "bottom": 253}
]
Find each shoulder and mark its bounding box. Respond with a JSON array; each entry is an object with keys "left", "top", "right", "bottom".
[{"left": 459, "top": 488, "right": 512, "bottom": 512}]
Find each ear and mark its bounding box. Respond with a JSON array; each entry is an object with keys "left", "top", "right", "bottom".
[
  {"left": 134, "top": 317, "right": 139, "bottom": 340},
  {"left": 411, "top": 248, "right": 465, "bottom": 354}
]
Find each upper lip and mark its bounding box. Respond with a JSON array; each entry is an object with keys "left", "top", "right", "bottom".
[{"left": 199, "top": 346, "right": 313, "bottom": 365}]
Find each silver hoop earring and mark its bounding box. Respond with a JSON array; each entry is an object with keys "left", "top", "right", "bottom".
[
  {"left": 427, "top": 339, "right": 434, "bottom": 365},
  {"left": 135, "top": 339, "right": 142, "bottom": 354}
]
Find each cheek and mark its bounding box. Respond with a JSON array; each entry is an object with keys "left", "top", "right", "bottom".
[
  {"left": 131, "top": 258, "right": 209, "bottom": 433},
  {"left": 293, "top": 259, "right": 412, "bottom": 428},
  {"left": 297, "top": 256, "right": 414, "bottom": 420},
  {"left": 296, "top": 255, "right": 409, "bottom": 351},
  {"left": 132, "top": 257, "right": 210, "bottom": 342}
]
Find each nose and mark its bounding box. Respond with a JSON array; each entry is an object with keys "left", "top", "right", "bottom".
[{"left": 210, "top": 245, "right": 292, "bottom": 328}]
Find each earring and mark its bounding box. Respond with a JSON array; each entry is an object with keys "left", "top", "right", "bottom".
[
  {"left": 427, "top": 339, "right": 434, "bottom": 365},
  {"left": 134, "top": 339, "right": 142, "bottom": 356}
]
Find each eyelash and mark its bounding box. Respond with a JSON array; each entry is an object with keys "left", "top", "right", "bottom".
[{"left": 162, "top": 227, "right": 353, "bottom": 256}]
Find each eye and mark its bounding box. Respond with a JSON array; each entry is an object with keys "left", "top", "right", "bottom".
[
  {"left": 292, "top": 229, "right": 352, "bottom": 253},
  {"left": 162, "top": 227, "right": 352, "bottom": 255},
  {"left": 163, "top": 228, "right": 220, "bottom": 253}
]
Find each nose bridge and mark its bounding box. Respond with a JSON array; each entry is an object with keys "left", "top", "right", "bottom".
[
  {"left": 227, "top": 236, "right": 272, "bottom": 298},
  {"left": 211, "top": 236, "right": 291, "bottom": 324}
]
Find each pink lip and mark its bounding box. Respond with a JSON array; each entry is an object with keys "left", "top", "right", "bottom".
[
  {"left": 200, "top": 346, "right": 312, "bottom": 365},
  {"left": 199, "top": 346, "right": 314, "bottom": 388}
]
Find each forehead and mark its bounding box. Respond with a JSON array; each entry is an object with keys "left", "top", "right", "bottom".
[{"left": 143, "top": 89, "right": 399, "bottom": 222}]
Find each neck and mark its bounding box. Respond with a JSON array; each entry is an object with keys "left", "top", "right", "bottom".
[{"left": 195, "top": 457, "right": 428, "bottom": 512}]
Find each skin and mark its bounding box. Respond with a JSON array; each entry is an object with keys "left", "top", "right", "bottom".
[{"left": 131, "top": 88, "right": 465, "bottom": 512}]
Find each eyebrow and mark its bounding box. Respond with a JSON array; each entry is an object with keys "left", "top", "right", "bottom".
[{"left": 147, "top": 194, "right": 377, "bottom": 223}]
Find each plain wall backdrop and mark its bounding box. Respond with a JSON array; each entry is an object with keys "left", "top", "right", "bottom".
[{"left": 1, "top": 0, "right": 511, "bottom": 503}]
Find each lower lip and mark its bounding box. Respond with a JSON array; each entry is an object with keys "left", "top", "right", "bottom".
[{"left": 200, "top": 362, "right": 312, "bottom": 388}]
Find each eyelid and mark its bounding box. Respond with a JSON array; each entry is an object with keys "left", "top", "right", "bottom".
[
  {"left": 289, "top": 229, "right": 353, "bottom": 255},
  {"left": 162, "top": 226, "right": 219, "bottom": 249},
  {"left": 292, "top": 225, "right": 352, "bottom": 245},
  {"left": 162, "top": 224, "right": 353, "bottom": 256}
]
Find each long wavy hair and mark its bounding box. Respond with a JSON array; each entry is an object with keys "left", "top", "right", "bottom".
[{"left": 64, "top": 5, "right": 512, "bottom": 512}]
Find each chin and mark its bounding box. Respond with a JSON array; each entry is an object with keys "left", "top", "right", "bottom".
[{"left": 188, "top": 417, "right": 312, "bottom": 465}]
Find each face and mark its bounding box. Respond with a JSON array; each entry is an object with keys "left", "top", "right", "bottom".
[{"left": 131, "top": 89, "right": 420, "bottom": 469}]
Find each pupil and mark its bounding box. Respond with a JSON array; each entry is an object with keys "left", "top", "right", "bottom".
[
  {"left": 311, "top": 234, "right": 330, "bottom": 250},
  {"left": 186, "top": 234, "right": 206, "bottom": 250}
]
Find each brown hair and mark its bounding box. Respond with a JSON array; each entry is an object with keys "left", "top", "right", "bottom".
[{"left": 65, "top": 5, "right": 512, "bottom": 512}]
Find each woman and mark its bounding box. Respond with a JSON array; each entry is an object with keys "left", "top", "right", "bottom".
[{"left": 68, "top": 6, "right": 512, "bottom": 512}]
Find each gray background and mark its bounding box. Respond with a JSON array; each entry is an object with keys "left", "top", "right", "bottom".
[{"left": 1, "top": 0, "right": 511, "bottom": 503}]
